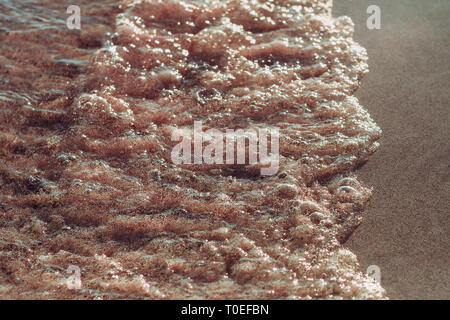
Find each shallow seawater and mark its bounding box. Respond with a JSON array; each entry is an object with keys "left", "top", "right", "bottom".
[{"left": 0, "top": 0, "right": 384, "bottom": 299}]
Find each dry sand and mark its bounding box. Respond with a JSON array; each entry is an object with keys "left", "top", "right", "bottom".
[{"left": 333, "top": 0, "right": 450, "bottom": 299}]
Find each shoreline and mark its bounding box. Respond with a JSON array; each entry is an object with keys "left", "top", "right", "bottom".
[{"left": 334, "top": 0, "right": 450, "bottom": 299}]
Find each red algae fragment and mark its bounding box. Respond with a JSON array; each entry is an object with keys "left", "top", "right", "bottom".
[{"left": 0, "top": 0, "right": 385, "bottom": 299}]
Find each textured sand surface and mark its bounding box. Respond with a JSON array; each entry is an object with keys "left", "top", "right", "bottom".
[
  {"left": 334, "top": 0, "right": 450, "bottom": 300},
  {"left": 0, "top": 0, "right": 386, "bottom": 299}
]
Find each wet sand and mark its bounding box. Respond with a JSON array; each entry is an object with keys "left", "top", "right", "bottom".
[{"left": 334, "top": 0, "right": 450, "bottom": 299}]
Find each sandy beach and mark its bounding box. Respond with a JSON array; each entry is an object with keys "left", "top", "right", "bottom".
[
  {"left": 334, "top": 0, "right": 450, "bottom": 299},
  {"left": 0, "top": 0, "right": 447, "bottom": 300}
]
